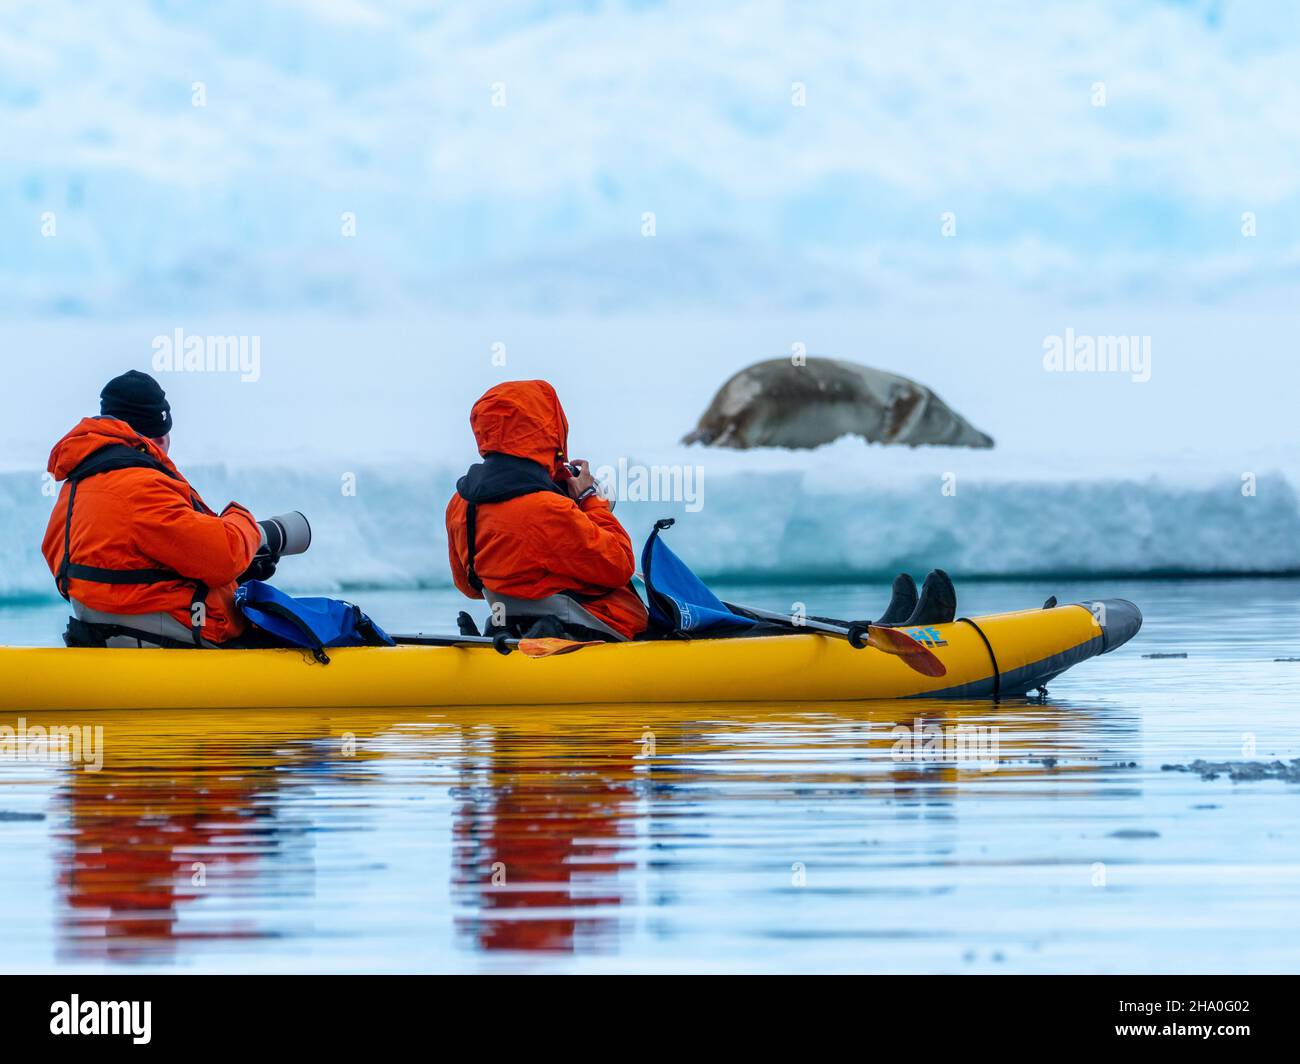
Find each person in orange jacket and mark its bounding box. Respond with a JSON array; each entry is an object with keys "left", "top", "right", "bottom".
[
  {"left": 446, "top": 380, "right": 648, "bottom": 641},
  {"left": 41, "top": 370, "right": 268, "bottom": 647}
]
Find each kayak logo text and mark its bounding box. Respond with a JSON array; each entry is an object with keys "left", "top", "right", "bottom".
[
  {"left": 906, "top": 626, "right": 948, "bottom": 648},
  {"left": 50, "top": 995, "right": 151, "bottom": 1045}
]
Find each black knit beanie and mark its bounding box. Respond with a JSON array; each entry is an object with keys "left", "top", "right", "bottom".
[{"left": 100, "top": 370, "right": 173, "bottom": 439}]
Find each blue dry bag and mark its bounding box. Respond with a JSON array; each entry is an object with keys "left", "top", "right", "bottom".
[
  {"left": 640, "top": 519, "right": 757, "bottom": 635},
  {"left": 235, "top": 581, "right": 395, "bottom": 663}
]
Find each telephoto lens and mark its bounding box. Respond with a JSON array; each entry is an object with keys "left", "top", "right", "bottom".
[{"left": 257, "top": 511, "right": 312, "bottom": 557}]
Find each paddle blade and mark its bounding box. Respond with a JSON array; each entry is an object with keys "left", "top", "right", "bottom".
[
  {"left": 516, "top": 638, "right": 604, "bottom": 658},
  {"left": 865, "top": 626, "right": 947, "bottom": 678}
]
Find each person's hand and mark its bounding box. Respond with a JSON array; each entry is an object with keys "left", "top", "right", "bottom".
[
  {"left": 564, "top": 459, "right": 597, "bottom": 500},
  {"left": 239, "top": 553, "right": 279, "bottom": 585}
]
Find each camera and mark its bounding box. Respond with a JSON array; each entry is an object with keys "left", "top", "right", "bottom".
[{"left": 257, "top": 511, "right": 312, "bottom": 558}]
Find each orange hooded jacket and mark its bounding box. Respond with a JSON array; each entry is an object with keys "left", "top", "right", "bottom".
[
  {"left": 445, "top": 381, "right": 648, "bottom": 640},
  {"left": 41, "top": 417, "right": 262, "bottom": 644}
]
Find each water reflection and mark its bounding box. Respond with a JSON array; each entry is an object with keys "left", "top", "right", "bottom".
[
  {"left": 48, "top": 711, "right": 401, "bottom": 964},
  {"left": 22, "top": 697, "right": 1138, "bottom": 967},
  {"left": 444, "top": 700, "right": 1132, "bottom": 954},
  {"left": 452, "top": 721, "right": 638, "bottom": 953}
]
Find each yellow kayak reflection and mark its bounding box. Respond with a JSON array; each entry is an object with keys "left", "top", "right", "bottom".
[{"left": 6, "top": 699, "right": 1124, "bottom": 961}]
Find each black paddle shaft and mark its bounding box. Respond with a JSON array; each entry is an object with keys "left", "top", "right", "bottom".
[
  {"left": 392, "top": 632, "right": 516, "bottom": 655},
  {"left": 723, "top": 602, "right": 873, "bottom": 650}
]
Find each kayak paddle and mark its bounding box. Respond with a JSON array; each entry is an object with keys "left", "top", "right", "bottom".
[
  {"left": 722, "top": 602, "right": 947, "bottom": 678},
  {"left": 392, "top": 633, "right": 603, "bottom": 658}
]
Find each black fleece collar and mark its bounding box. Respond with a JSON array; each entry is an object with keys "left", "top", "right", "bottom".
[{"left": 456, "top": 452, "right": 567, "bottom": 504}]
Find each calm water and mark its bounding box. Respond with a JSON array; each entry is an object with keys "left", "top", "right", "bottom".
[{"left": 1, "top": 578, "right": 1298, "bottom": 973}]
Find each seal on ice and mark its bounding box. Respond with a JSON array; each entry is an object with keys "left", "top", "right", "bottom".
[{"left": 682, "top": 357, "right": 994, "bottom": 450}]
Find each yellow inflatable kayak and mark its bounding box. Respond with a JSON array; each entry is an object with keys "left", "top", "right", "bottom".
[{"left": 0, "top": 598, "right": 1139, "bottom": 711}]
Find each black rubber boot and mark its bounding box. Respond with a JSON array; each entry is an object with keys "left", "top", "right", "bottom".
[
  {"left": 900, "top": 569, "right": 957, "bottom": 626},
  {"left": 875, "top": 573, "right": 918, "bottom": 625}
]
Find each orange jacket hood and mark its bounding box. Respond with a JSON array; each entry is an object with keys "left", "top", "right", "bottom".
[
  {"left": 48, "top": 417, "right": 176, "bottom": 482},
  {"left": 469, "top": 381, "right": 570, "bottom": 475}
]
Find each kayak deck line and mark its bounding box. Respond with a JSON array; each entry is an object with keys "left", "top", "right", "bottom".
[
  {"left": 0, "top": 599, "right": 1141, "bottom": 712},
  {"left": 912, "top": 628, "right": 1105, "bottom": 700}
]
